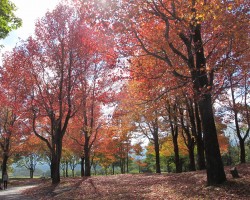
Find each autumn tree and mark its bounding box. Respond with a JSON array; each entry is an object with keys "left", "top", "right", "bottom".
[
  {"left": 0, "top": 49, "right": 31, "bottom": 179},
  {"left": 92, "top": 126, "right": 118, "bottom": 175},
  {"left": 132, "top": 142, "right": 145, "bottom": 173},
  {"left": 85, "top": 0, "right": 250, "bottom": 185},
  {"left": 14, "top": 134, "right": 46, "bottom": 178},
  {"left": 218, "top": 64, "right": 250, "bottom": 163},
  {"left": 16, "top": 4, "right": 86, "bottom": 184}
]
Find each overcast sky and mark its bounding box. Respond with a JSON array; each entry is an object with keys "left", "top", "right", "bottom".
[{"left": 0, "top": 0, "right": 61, "bottom": 54}]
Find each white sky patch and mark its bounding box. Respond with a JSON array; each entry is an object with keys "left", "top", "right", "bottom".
[{"left": 0, "top": 0, "right": 61, "bottom": 53}]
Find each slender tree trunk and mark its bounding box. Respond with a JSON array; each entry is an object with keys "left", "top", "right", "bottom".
[
  {"left": 189, "top": 101, "right": 206, "bottom": 170},
  {"left": 169, "top": 104, "right": 181, "bottom": 173},
  {"left": 63, "top": 167, "right": 65, "bottom": 177},
  {"left": 173, "top": 134, "right": 182, "bottom": 173},
  {"left": 194, "top": 103, "right": 206, "bottom": 170},
  {"left": 66, "top": 161, "right": 69, "bottom": 177},
  {"left": 126, "top": 144, "right": 129, "bottom": 173},
  {"left": 81, "top": 156, "right": 85, "bottom": 177},
  {"left": 180, "top": 105, "right": 196, "bottom": 172},
  {"left": 112, "top": 164, "right": 115, "bottom": 175},
  {"left": 154, "top": 136, "right": 161, "bottom": 173},
  {"left": 230, "top": 77, "right": 247, "bottom": 164}
]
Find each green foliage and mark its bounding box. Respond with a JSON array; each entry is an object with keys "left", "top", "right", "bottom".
[
  {"left": 222, "top": 140, "right": 250, "bottom": 166},
  {"left": 0, "top": 0, "right": 22, "bottom": 39}
]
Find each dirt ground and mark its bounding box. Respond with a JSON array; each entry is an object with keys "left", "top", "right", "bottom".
[{"left": 19, "top": 163, "right": 250, "bottom": 200}]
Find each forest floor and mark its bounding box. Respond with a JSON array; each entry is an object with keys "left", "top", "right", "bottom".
[{"left": 11, "top": 163, "right": 250, "bottom": 199}]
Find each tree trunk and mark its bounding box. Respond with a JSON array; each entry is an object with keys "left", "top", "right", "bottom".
[
  {"left": 180, "top": 104, "right": 196, "bottom": 172},
  {"left": 66, "top": 161, "right": 69, "bottom": 177},
  {"left": 81, "top": 156, "right": 84, "bottom": 177},
  {"left": 126, "top": 145, "right": 129, "bottom": 173},
  {"left": 194, "top": 103, "right": 206, "bottom": 170},
  {"left": 2, "top": 153, "right": 9, "bottom": 179},
  {"left": 239, "top": 139, "right": 246, "bottom": 163},
  {"left": 173, "top": 135, "right": 182, "bottom": 173},
  {"left": 51, "top": 136, "right": 62, "bottom": 184},
  {"left": 84, "top": 142, "right": 91, "bottom": 176},
  {"left": 51, "top": 155, "right": 61, "bottom": 184},
  {"left": 112, "top": 164, "right": 115, "bottom": 175},
  {"left": 231, "top": 79, "right": 246, "bottom": 164},
  {"left": 193, "top": 24, "right": 226, "bottom": 185},
  {"left": 154, "top": 136, "right": 161, "bottom": 173},
  {"left": 199, "top": 94, "right": 226, "bottom": 185},
  {"left": 30, "top": 168, "right": 34, "bottom": 179},
  {"left": 188, "top": 143, "right": 196, "bottom": 171}
]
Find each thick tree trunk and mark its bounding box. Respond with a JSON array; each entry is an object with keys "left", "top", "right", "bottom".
[
  {"left": 84, "top": 142, "right": 91, "bottom": 176},
  {"left": 120, "top": 158, "right": 125, "bottom": 174},
  {"left": 199, "top": 95, "right": 226, "bottom": 185},
  {"left": 30, "top": 168, "right": 34, "bottom": 179},
  {"left": 192, "top": 24, "right": 226, "bottom": 185},
  {"left": 51, "top": 155, "right": 61, "bottom": 184},
  {"left": 51, "top": 136, "right": 62, "bottom": 184},
  {"left": 84, "top": 153, "right": 91, "bottom": 176},
  {"left": 50, "top": 164, "right": 53, "bottom": 179},
  {"left": 188, "top": 142, "right": 196, "bottom": 171},
  {"left": 239, "top": 139, "right": 246, "bottom": 163},
  {"left": 2, "top": 153, "right": 9, "bottom": 179}
]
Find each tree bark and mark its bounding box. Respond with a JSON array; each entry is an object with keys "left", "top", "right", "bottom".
[
  {"left": 180, "top": 105, "right": 196, "bottom": 171},
  {"left": 239, "top": 139, "right": 246, "bottom": 163},
  {"left": 81, "top": 156, "right": 85, "bottom": 177},
  {"left": 30, "top": 168, "right": 34, "bottom": 179},
  {"left": 84, "top": 136, "right": 91, "bottom": 176},
  {"left": 154, "top": 137, "right": 161, "bottom": 173},
  {"left": 199, "top": 95, "right": 226, "bottom": 184},
  {"left": 66, "top": 161, "right": 69, "bottom": 177},
  {"left": 168, "top": 104, "right": 182, "bottom": 173},
  {"left": 2, "top": 153, "right": 9, "bottom": 179},
  {"left": 194, "top": 103, "right": 206, "bottom": 170},
  {"left": 173, "top": 134, "right": 182, "bottom": 173},
  {"left": 152, "top": 118, "right": 161, "bottom": 174},
  {"left": 192, "top": 24, "right": 226, "bottom": 185},
  {"left": 188, "top": 145, "right": 196, "bottom": 171},
  {"left": 51, "top": 134, "right": 63, "bottom": 184}
]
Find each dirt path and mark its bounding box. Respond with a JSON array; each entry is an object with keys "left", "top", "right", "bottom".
[{"left": 0, "top": 185, "right": 37, "bottom": 200}]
